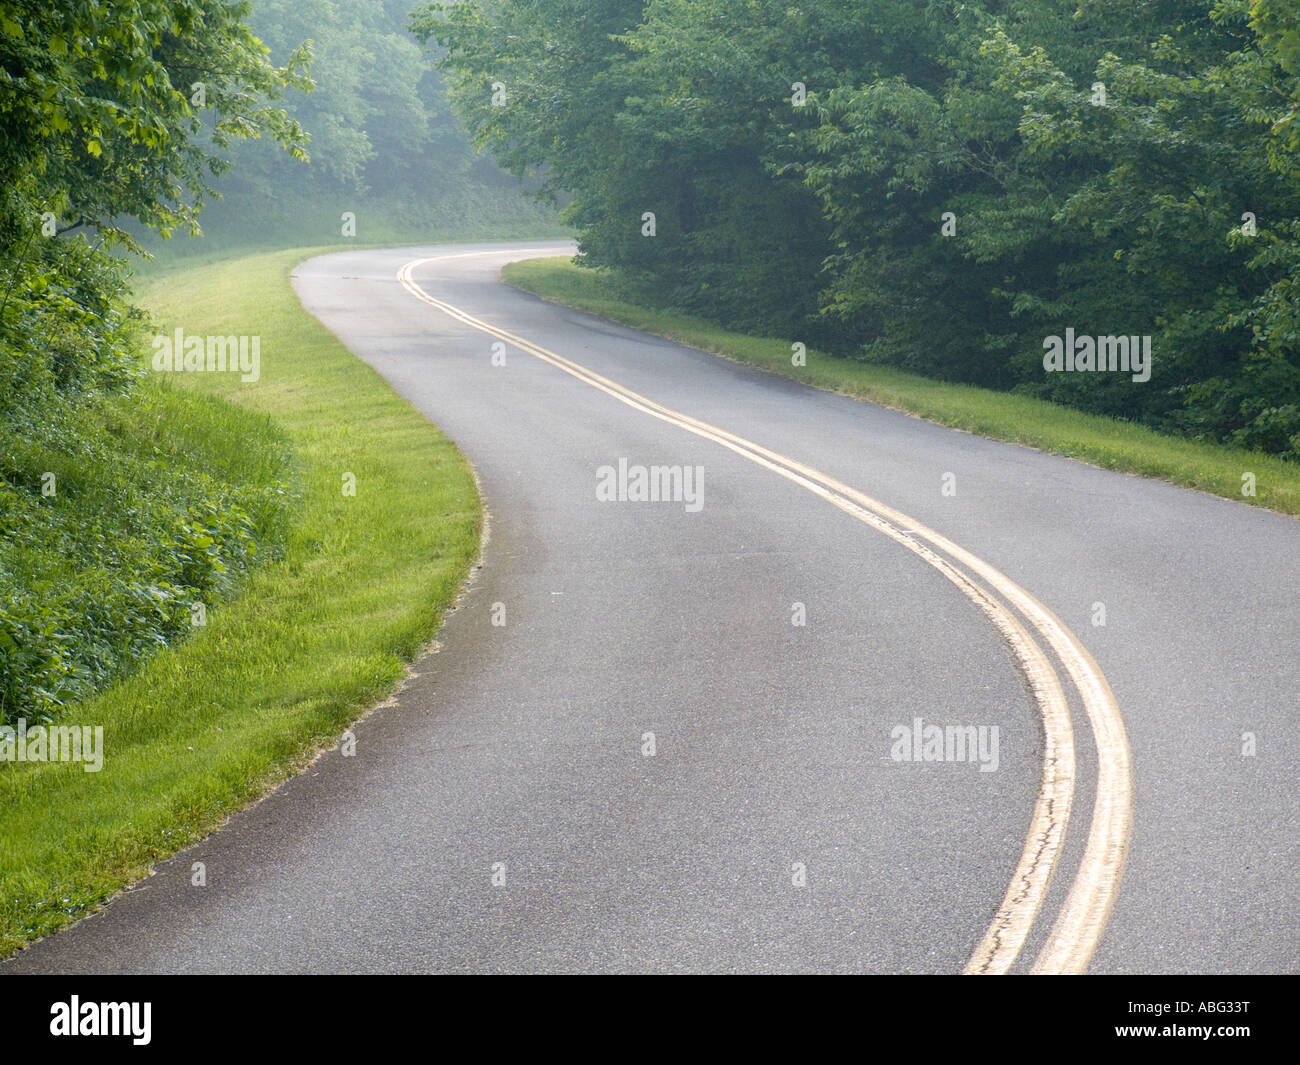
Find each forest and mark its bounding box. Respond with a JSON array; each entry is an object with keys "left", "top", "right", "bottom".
[
  {"left": 421, "top": 0, "right": 1300, "bottom": 458},
  {"left": 0, "top": 0, "right": 547, "bottom": 722}
]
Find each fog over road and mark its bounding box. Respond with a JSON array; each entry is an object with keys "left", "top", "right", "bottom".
[{"left": 8, "top": 241, "right": 1297, "bottom": 974}]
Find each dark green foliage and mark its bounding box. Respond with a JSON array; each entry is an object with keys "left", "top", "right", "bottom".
[
  {"left": 0, "top": 385, "right": 292, "bottom": 725},
  {"left": 420, "top": 0, "right": 1300, "bottom": 458},
  {"left": 0, "top": 0, "right": 307, "bottom": 721}
]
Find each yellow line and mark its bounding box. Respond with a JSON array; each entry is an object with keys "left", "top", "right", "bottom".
[{"left": 394, "top": 251, "right": 1132, "bottom": 973}]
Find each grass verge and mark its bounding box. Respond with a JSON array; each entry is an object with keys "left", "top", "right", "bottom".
[
  {"left": 0, "top": 248, "right": 481, "bottom": 957},
  {"left": 503, "top": 258, "right": 1300, "bottom": 519}
]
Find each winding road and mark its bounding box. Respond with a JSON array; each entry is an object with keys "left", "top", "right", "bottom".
[{"left": 7, "top": 241, "right": 1298, "bottom": 974}]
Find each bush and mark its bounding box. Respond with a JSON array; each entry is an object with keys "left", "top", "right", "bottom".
[{"left": 0, "top": 350, "right": 292, "bottom": 726}]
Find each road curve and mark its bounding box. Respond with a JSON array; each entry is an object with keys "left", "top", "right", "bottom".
[{"left": 6, "top": 241, "right": 1297, "bottom": 974}]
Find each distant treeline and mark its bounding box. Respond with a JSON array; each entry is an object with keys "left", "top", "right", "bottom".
[
  {"left": 420, "top": 0, "right": 1300, "bottom": 459},
  {"left": 186, "top": 0, "right": 560, "bottom": 250}
]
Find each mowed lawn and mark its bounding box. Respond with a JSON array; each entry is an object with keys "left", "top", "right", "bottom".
[{"left": 0, "top": 248, "right": 481, "bottom": 956}]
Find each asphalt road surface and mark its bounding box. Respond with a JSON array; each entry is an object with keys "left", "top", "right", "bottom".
[{"left": 7, "top": 241, "right": 1297, "bottom": 974}]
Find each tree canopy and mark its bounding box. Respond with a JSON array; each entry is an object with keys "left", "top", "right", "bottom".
[{"left": 418, "top": 0, "right": 1300, "bottom": 458}]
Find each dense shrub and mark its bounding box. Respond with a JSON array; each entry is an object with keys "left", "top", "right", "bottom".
[
  {"left": 0, "top": 359, "right": 292, "bottom": 725},
  {"left": 0, "top": 0, "right": 307, "bottom": 722}
]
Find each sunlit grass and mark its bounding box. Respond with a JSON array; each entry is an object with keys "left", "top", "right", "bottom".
[{"left": 0, "top": 249, "right": 481, "bottom": 956}]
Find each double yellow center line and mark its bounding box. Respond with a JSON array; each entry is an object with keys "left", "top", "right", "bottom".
[{"left": 396, "top": 251, "right": 1134, "bottom": 974}]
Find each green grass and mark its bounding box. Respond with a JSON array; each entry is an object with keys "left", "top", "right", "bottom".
[
  {"left": 503, "top": 258, "right": 1300, "bottom": 519},
  {"left": 1, "top": 380, "right": 292, "bottom": 723},
  {"left": 0, "top": 248, "right": 481, "bottom": 956}
]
